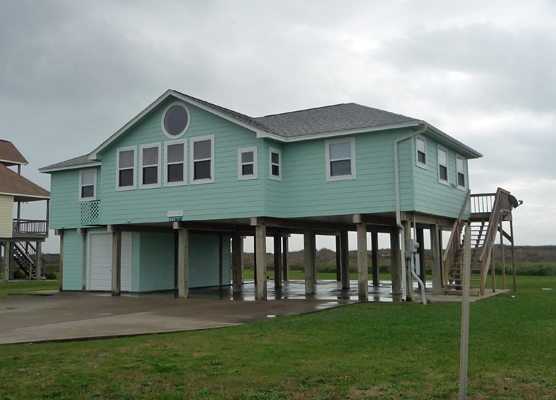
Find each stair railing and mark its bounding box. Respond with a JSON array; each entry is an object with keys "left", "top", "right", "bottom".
[
  {"left": 478, "top": 188, "right": 511, "bottom": 294},
  {"left": 443, "top": 190, "right": 471, "bottom": 291}
]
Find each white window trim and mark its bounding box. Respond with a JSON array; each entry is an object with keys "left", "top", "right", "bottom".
[
  {"left": 161, "top": 101, "right": 191, "bottom": 140},
  {"left": 190, "top": 135, "right": 215, "bottom": 184},
  {"left": 269, "top": 148, "right": 281, "bottom": 181},
  {"left": 79, "top": 169, "right": 97, "bottom": 202},
  {"left": 415, "top": 136, "right": 427, "bottom": 169},
  {"left": 116, "top": 146, "right": 137, "bottom": 191},
  {"left": 238, "top": 147, "right": 258, "bottom": 181},
  {"left": 164, "top": 140, "right": 187, "bottom": 187},
  {"left": 437, "top": 145, "right": 449, "bottom": 186},
  {"left": 139, "top": 143, "right": 161, "bottom": 189},
  {"left": 325, "top": 137, "right": 356, "bottom": 182},
  {"left": 456, "top": 154, "right": 466, "bottom": 190}
]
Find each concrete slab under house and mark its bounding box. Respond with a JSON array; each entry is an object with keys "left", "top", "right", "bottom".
[{"left": 40, "top": 90, "right": 521, "bottom": 303}]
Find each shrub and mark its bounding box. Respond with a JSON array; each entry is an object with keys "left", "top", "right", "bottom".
[
  {"left": 45, "top": 272, "right": 57, "bottom": 280},
  {"left": 13, "top": 269, "right": 26, "bottom": 279}
]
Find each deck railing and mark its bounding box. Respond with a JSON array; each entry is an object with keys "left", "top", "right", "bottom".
[{"left": 12, "top": 219, "right": 48, "bottom": 235}]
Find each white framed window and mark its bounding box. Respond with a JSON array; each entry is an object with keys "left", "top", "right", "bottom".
[
  {"left": 456, "top": 155, "right": 466, "bottom": 190},
  {"left": 139, "top": 143, "right": 161, "bottom": 189},
  {"left": 116, "top": 146, "right": 136, "bottom": 191},
  {"left": 325, "top": 138, "right": 356, "bottom": 181},
  {"left": 164, "top": 140, "right": 187, "bottom": 187},
  {"left": 269, "top": 148, "right": 281, "bottom": 181},
  {"left": 79, "top": 169, "right": 97, "bottom": 201},
  {"left": 161, "top": 102, "right": 190, "bottom": 139},
  {"left": 238, "top": 147, "right": 257, "bottom": 180},
  {"left": 437, "top": 146, "right": 449, "bottom": 185},
  {"left": 190, "top": 135, "right": 214, "bottom": 184},
  {"left": 416, "top": 136, "right": 427, "bottom": 169}
]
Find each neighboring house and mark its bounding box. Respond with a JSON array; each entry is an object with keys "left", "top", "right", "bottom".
[
  {"left": 40, "top": 90, "right": 518, "bottom": 301},
  {"left": 0, "top": 140, "right": 50, "bottom": 281}
]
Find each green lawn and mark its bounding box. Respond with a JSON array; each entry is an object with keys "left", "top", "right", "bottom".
[
  {"left": 0, "top": 279, "right": 60, "bottom": 300},
  {"left": 1, "top": 276, "right": 555, "bottom": 399}
]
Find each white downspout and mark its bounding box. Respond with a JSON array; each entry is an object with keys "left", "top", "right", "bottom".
[{"left": 394, "top": 122, "right": 428, "bottom": 301}]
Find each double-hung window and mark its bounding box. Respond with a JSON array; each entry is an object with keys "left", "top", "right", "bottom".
[
  {"left": 238, "top": 147, "right": 257, "bottom": 180},
  {"left": 191, "top": 135, "right": 214, "bottom": 184},
  {"left": 79, "top": 169, "right": 97, "bottom": 201},
  {"left": 140, "top": 143, "right": 161, "bottom": 188},
  {"left": 269, "top": 148, "right": 281, "bottom": 181},
  {"left": 325, "top": 138, "right": 356, "bottom": 181},
  {"left": 437, "top": 147, "right": 448, "bottom": 185},
  {"left": 165, "top": 141, "right": 187, "bottom": 186},
  {"left": 456, "top": 156, "right": 466, "bottom": 189},
  {"left": 416, "top": 137, "right": 427, "bottom": 169},
  {"left": 117, "top": 146, "right": 136, "bottom": 190}
]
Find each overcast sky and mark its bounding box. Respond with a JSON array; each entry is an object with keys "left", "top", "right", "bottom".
[{"left": 1, "top": 0, "right": 555, "bottom": 253}]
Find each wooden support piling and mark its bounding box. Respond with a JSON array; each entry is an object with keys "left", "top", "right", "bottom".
[
  {"left": 111, "top": 230, "right": 122, "bottom": 297},
  {"left": 282, "top": 236, "right": 289, "bottom": 281},
  {"left": 340, "top": 231, "right": 350, "bottom": 290},
  {"left": 390, "top": 230, "right": 401, "bottom": 294},
  {"left": 430, "top": 224, "right": 443, "bottom": 295},
  {"left": 304, "top": 229, "right": 315, "bottom": 294},
  {"left": 357, "top": 222, "right": 368, "bottom": 301},
  {"left": 500, "top": 221, "right": 506, "bottom": 290},
  {"left": 274, "top": 233, "right": 282, "bottom": 288},
  {"left": 255, "top": 224, "right": 267, "bottom": 300},
  {"left": 232, "top": 232, "right": 242, "bottom": 293},
  {"left": 177, "top": 228, "right": 189, "bottom": 298},
  {"left": 371, "top": 230, "right": 379, "bottom": 286}
]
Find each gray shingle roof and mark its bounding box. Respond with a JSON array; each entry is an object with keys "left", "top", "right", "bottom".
[
  {"left": 40, "top": 154, "right": 98, "bottom": 172},
  {"left": 254, "top": 103, "right": 419, "bottom": 138}
]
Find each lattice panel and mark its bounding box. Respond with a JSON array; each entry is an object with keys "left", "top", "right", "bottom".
[{"left": 81, "top": 201, "right": 100, "bottom": 226}]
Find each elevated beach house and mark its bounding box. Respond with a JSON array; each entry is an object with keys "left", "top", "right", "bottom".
[
  {"left": 1, "top": 140, "right": 50, "bottom": 281},
  {"left": 40, "top": 90, "right": 519, "bottom": 301}
]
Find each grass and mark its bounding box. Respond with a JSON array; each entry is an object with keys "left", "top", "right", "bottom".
[
  {"left": 1, "top": 276, "right": 555, "bottom": 399},
  {"left": 0, "top": 279, "right": 59, "bottom": 300}
]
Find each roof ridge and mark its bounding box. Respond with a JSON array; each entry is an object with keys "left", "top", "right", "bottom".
[{"left": 257, "top": 103, "right": 354, "bottom": 119}]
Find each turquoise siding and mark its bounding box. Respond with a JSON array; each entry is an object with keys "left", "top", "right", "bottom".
[
  {"left": 189, "top": 233, "right": 231, "bottom": 287},
  {"left": 280, "top": 129, "right": 415, "bottom": 217},
  {"left": 138, "top": 233, "right": 175, "bottom": 292},
  {"left": 50, "top": 170, "right": 80, "bottom": 229},
  {"left": 97, "top": 99, "right": 265, "bottom": 225},
  {"left": 61, "top": 229, "right": 82, "bottom": 290},
  {"left": 413, "top": 136, "right": 469, "bottom": 218}
]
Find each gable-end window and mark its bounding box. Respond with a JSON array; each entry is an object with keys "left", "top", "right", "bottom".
[
  {"left": 117, "top": 146, "right": 136, "bottom": 190},
  {"left": 456, "top": 156, "right": 466, "bottom": 190},
  {"left": 140, "top": 143, "right": 161, "bottom": 189},
  {"left": 238, "top": 147, "right": 257, "bottom": 180},
  {"left": 164, "top": 140, "right": 187, "bottom": 186},
  {"left": 437, "top": 147, "right": 448, "bottom": 185},
  {"left": 416, "top": 137, "right": 427, "bottom": 169},
  {"left": 269, "top": 148, "right": 281, "bottom": 181},
  {"left": 325, "top": 138, "right": 356, "bottom": 181},
  {"left": 190, "top": 135, "right": 214, "bottom": 184},
  {"left": 162, "top": 102, "right": 190, "bottom": 139},
  {"left": 79, "top": 169, "right": 97, "bottom": 201}
]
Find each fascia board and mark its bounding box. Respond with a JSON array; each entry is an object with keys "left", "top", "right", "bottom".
[
  {"left": 39, "top": 162, "right": 101, "bottom": 173},
  {"left": 426, "top": 124, "right": 483, "bottom": 159},
  {"left": 0, "top": 191, "right": 50, "bottom": 200},
  {"left": 0, "top": 158, "right": 28, "bottom": 166}
]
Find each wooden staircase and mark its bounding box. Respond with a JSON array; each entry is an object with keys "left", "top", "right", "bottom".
[
  {"left": 443, "top": 188, "right": 514, "bottom": 296},
  {"left": 3, "top": 242, "right": 46, "bottom": 280}
]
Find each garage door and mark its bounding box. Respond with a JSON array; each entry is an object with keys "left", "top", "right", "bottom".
[{"left": 88, "top": 232, "right": 132, "bottom": 291}]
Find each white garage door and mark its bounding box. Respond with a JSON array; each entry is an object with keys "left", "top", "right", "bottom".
[{"left": 88, "top": 232, "right": 132, "bottom": 291}]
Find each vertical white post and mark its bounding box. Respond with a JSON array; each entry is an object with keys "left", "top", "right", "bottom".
[{"left": 458, "top": 225, "right": 471, "bottom": 400}]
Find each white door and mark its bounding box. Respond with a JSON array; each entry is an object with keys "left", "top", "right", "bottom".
[{"left": 88, "top": 232, "right": 132, "bottom": 291}]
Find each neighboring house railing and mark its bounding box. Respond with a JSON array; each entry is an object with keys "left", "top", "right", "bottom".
[
  {"left": 81, "top": 200, "right": 101, "bottom": 226},
  {"left": 12, "top": 219, "right": 48, "bottom": 236}
]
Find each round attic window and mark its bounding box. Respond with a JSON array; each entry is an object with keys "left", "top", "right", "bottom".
[{"left": 162, "top": 103, "right": 190, "bottom": 139}]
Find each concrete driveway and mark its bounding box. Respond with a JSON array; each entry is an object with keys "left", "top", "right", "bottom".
[{"left": 0, "top": 290, "right": 355, "bottom": 345}]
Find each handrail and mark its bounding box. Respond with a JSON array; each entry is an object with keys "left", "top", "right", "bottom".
[
  {"left": 12, "top": 219, "right": 48, "bottom": 235},
  {"left": 442, "top": 190, "right": 471, "bottom": 288}
]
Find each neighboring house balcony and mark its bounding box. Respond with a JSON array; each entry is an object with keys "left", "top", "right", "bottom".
[{"left": 12, "top": 218, "right": 49, "bottom": 240}]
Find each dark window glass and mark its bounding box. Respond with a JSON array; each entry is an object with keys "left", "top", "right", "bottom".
[
  {"left": 271, "top": 164, "right": 279, "bottom": 176},
  {"left": 330, "top": 160, "right": 351, "bottom": 176},
  {"left": 194, "top": 140, "right": 212, "bottom": 159},
  {"left": 81, "top": 185, "right": 94, "bottom": 198},
  {"left": 271, "top": 152, "right": 280, "bottom": 164},
  {"left": 418, "top": 151, "right": 426, "bottom": 164},
  {"left": 164, "top": 105, "right": 188, "bottom": 136},
  {"left": 458, "top": 172, "right": 465, "bottom": 187},
  {"left": 143, "top": 166, "right": 158, "bottom": 185},
  {"left": 119, "top": 150, "right": 134, "bottom": 169},
  {"left": 167, "top": 143, "right": 184, "bottom": 163},
  {"left": 242, "top": 164, "right": 254, "bottom": 176},
  {"left": 119, "top": 169, "right": 133, "bottom": 187},
  {"left": 439, "top": 165, "right": 448, "bottom": 181},
  {"left": 194, "top": 160, "right": 211, "bottom": 180},
  {"left": 168, "top": 164, "right": 184, "bottom": 182},
  {"left": 242, "top": 151, "right": 254, "bottom": 164}
]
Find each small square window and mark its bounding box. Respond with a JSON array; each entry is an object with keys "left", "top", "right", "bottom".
[
  {"left": 238, "top": 147, "right": 257, "bottom": 180},
  {"left": 269, "top": 148, "right": 281, "bottom": 181},
  {"left": 325, "top": 138, "right": 356, "bottom": 181}
]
